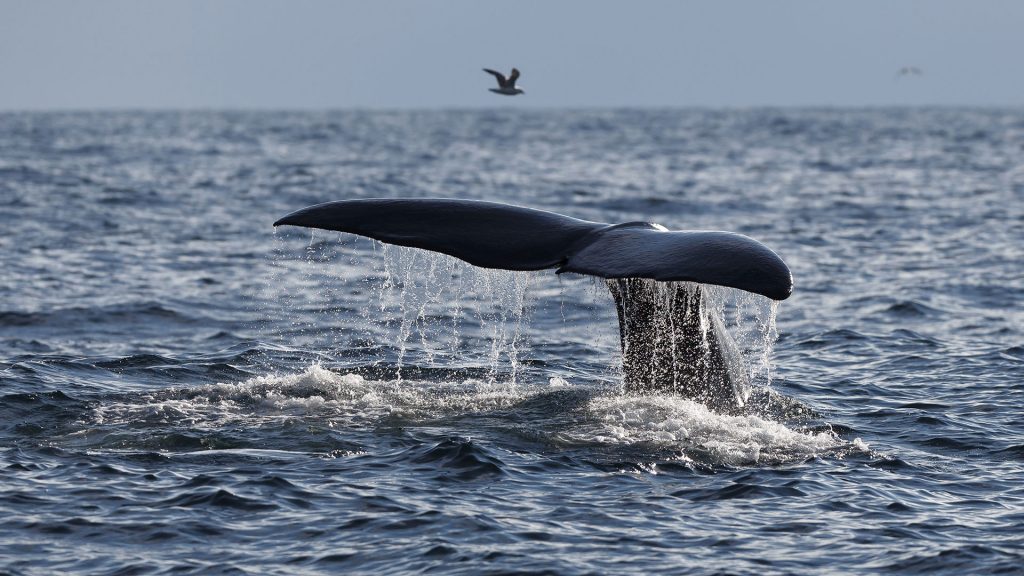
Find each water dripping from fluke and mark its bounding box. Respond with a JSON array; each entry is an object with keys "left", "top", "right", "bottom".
[{"left": 272, "top": 198, "right": 796, "bottom": 416}]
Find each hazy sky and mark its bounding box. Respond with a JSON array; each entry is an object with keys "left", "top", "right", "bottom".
[{"left": 2, "top": 0, "right": 1022, "bottom": 110}]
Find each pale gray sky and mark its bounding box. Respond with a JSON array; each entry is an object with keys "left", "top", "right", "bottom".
[{"left": 2, "top": 0, "right": 1022, "bottom": 110}]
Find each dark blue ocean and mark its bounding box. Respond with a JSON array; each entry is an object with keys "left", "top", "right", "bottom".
[{"left": 1, "top": 109, "right": 1022, "bottom": 574}]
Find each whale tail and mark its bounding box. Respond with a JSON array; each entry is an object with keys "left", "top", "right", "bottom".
[
  {"left": 609, "top": 278, "right": 752, "bottom": 409},
  {"left": 274, "top": 198, "right": 792, "bottom": 300},
  {"left": 274, "top": 198, "right": 792, "bottom": 410}
]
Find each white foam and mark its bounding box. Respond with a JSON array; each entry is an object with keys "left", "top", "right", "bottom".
[
  {"left": 92, "top": 364, "right": 530, "bottom": 429},
  {"left": 548, "top": 376, "right": 570, "bottom": 388},
  {"left": 91, "top": 364, "right": 848, "bottom": 467},
  {"left": 581, "top": 393, "right": 842, "bottom": 466}
]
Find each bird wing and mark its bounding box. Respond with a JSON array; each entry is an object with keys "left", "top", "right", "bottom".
[
  {"left": 483, "top": 68, "right": 508, "bottom": 88},
  {"left": 508, "top": 68, "right": 520, "bottom": 85}
]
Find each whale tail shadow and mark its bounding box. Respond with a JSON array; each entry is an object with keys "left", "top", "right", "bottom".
[{"left": 275, "top": 198, "right": 792, "bottom": 411}]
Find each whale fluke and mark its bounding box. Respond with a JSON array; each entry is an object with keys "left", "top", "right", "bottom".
[
  {"left": 274, "top": 198, "right": 601, "bottom": 271},
  {"left": 275, "top": 198, "right": 792, "bottom": 411},
  {"left": 274, "top": 198, "right": 792, "bottom": 301}
]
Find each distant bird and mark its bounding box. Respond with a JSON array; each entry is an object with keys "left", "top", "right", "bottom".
[
  {"left": 483, "top": 67, "right": 525, "bottom": 95},
  {"left": 896, "top": 66, "right": 923, "bottom": 78}
]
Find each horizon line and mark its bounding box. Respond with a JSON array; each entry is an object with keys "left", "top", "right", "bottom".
[{"left": 2, "top": 102, "right": 1023, "bottom": 114}]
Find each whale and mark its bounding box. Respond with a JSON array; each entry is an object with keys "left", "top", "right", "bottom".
[{"left": 274, "top": 198, "right": 792, "bottom": 412}]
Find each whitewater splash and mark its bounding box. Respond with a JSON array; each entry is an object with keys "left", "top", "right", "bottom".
[{"left": 88, "top": 365, "right": 858, "bottom": 467}]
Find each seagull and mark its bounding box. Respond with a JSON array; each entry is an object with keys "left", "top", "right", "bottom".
[{"left": 483, "top": 67, "right": 525, "bottom": 95}]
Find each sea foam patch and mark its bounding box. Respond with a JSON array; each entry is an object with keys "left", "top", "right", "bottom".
[
  {"left": 582, "top": 393, "right": 846, "bottom": 466},
  {"left": 91, "top": 364, "right": 530, "bottom": 429},
  {"left": 88, "top": 364, "right": 853, "bottom": 467}
]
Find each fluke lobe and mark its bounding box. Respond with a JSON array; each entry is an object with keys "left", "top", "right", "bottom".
[{"left": 274, "top": 198, "right": 792, "bottom": 412}]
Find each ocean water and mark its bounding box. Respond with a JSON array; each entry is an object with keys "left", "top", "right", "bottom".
[{"left": 1, "top": 108, "right": 1022, "bottom": 574}]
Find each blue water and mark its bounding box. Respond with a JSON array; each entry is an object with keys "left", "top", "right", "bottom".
[{"left": 1, "top": 109, "right": 1022, "bottom": 574}]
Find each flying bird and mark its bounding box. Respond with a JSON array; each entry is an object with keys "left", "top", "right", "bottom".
[
  {"left": 896, "top": 66, "right": 923, "bottom": 78},
  {"left": 483, "top": 67, "right": 525, "bottom": 95}
]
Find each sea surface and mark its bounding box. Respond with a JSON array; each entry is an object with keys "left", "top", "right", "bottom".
[{"left": 1, "top": 108, "right": 1022, "bottom": 575}]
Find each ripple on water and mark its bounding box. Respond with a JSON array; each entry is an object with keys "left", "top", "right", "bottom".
[{"left": 3, "top": 109, "right": 1023, "bottom": 574}]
